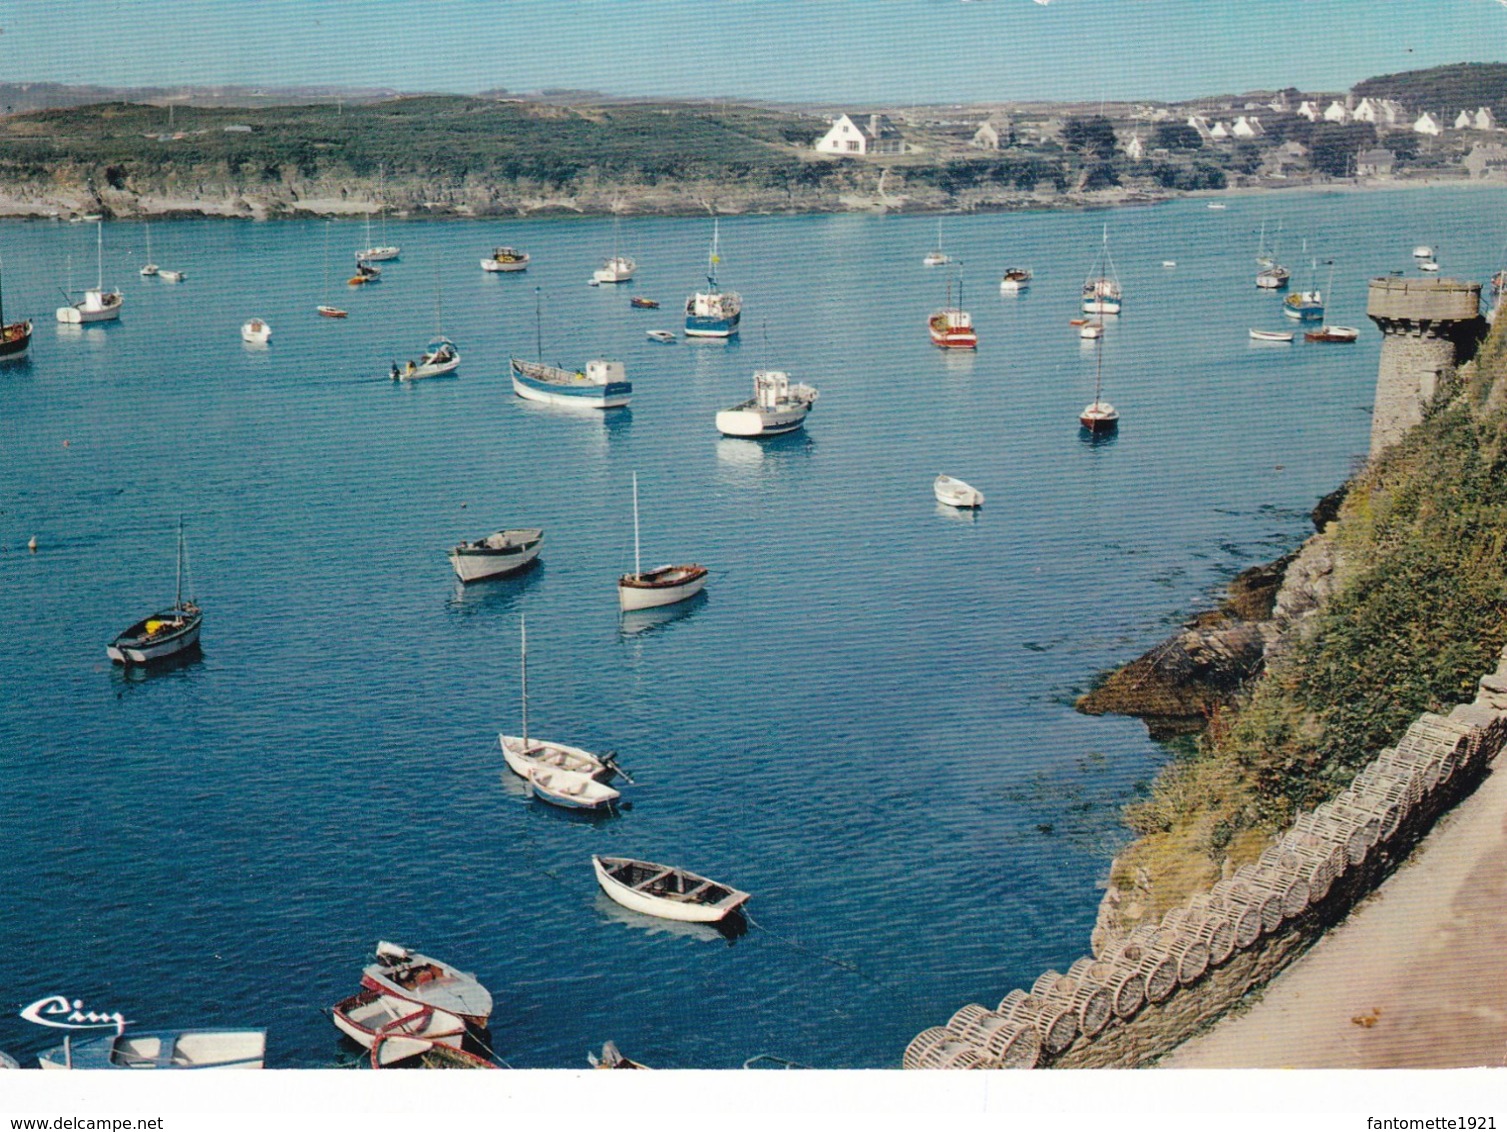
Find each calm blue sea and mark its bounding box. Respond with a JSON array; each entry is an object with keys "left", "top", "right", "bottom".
[{"left": 0, "top": 186, "right": 1500, "bottom": 1068}]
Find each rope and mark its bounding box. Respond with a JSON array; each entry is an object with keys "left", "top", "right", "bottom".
[{"left": 742, "top": 912, "right": 913, "bottom": 1001}]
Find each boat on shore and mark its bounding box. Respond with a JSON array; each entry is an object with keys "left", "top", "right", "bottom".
[
  {"left": 39, "top": 1030, "right": 266, "bottom": 1070},
  {"left": 685, "top": 220, "right": 741, "bottom": 338},
  {"left": 480, "top": 246, "right": 530, "bottom": 272},
  {"left": 57, "top": 222, "right": 123, "bottom": 324},
  {"left": 360, "top": 942, "right": 493, "bottom": 1028},
  {"left": 448, "top": 527, "right": 543, "bottom": 583},
  {"left": 1304, "top": 325, "right": 1359, "bottom": 343},
  {"left": 593, "top": 855, "right": 751, "bottom": 924},
  {"left": 999, "top": 266, "right": 1032, "bottom": 293},
  {"left": 714, "top": 369, "right": 818, "bottom": 438},
  {"left": 331, "top": 988, "right": 466, "bottom": 1066},
  {"left": 934, "top": 474, "right": 984, "bottom": 508},
  {"left": 618, "top": 472, "right": 707, "bottom": 612},
  {"left": 107, "top": 520, "right": 202, "bottom": 666}
]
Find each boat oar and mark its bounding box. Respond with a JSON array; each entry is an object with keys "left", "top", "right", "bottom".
[{"left": 602, "top": 750, "right": 635, "bottom": 785}]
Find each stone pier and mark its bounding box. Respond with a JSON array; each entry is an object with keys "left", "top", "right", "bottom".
[{"left": 1366, "top": 277, "right": 1485, "bottom": 454}]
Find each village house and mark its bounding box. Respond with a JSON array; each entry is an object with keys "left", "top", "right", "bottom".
[
  {"left": 1323, "top": 100, "right": 1351, "bottom": 123},
  {"left": 1464, "top": 142, "right": 1507, "bottom": 179},
  {"left": 1260, "top": 139, "right": 1309, "bottom": 178},
  {"left": 1455, "top": 109, "right": 1474, "bottom": 130},
  {"left": 970, "top": 116, "right": 1010, "bottom": 151},
  {"left": 1356, "top": 147, "right": 1396, "bottom": 178},
  {"left": 1232, "top": 115, "right": 1265, "bottom": 139},
  {"left": 1476, "top": 106, "right": 1499, "bottom": 131},
  {"left": 1297, "top": 100, "right": 1321, "bottom": 122},
  {"left": 1209, "top": 120, "right": 1231, "bottom": 141},
  {"left": 813, "top": 113, "right": 905, "bottom": 156},
  {"left": 1122, "top": 132, "right": 1146, "bottom": 160},
  {"left": 1413, "top": 112, "right": 1444, "bottom": 136},
  {"left": 1186, "top": 115, "right": 1214, "bottom": 142}
]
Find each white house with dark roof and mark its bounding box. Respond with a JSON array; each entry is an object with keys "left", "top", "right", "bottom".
[
  {"left": 1356, "top": 147, "right": 1396, "bottom": 177},
  {"left": 814, "top": 113, "right": 905, "bottom": 156},
  {"left": 1413, "top": 112, "right": 1444, "bottom": 137},
  {"left": 1297, "top": 100, "right": 1321, "bottom": 122}
]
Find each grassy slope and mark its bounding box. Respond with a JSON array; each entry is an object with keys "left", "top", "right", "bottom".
[{"left": 1115, "top": 319, "right": 1507, "bottom": 919}]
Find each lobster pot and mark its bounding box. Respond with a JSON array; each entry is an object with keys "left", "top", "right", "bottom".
[
  {"left": 1030, "top": 970, "right": 1111, "bottom": 1038},
  {"left": 903, "top": 1027, "right": 990, "bottom": 1070},
  {"left": 1330, "top": 795, "right": 1384, "bottom": 847},
  {"left": 1276, "top": 830, "right": 1342, "bottom": 892},
  {"left": 1264, "top": 846, "right": 1333, "bottom": 905},
  {"left": 1354, "top": 781, "right": 1411, "bottom": 841},
  {"left": 1409, "top": 713, "right": 1475, "bottom": 779},
  {"left": 946, "top": 1004, "right": 1042, "bottom": 1069},
  {"left": 1207, "top": 885, "right": 1263, "bottom": 948},
  {"left": 1356, "top": 756, "right": 1424, "bottom": 809},
  {"left": 1190, "top": 913, "right": 1237, "bottom": 966},
  {"left": 1114, "top": 940, "right": 1178, "bottom": 1004},
  {"left": 1243, "top": 863, "right": 1310, "bottom": 920},
  {"left": 1068, "top": 957, "right": 1145, "bottom": 1019},
  {"left": 1392, "top": 733, "right": 1447, "bottom": 793},
  {"left": 1166, "top": 932, "right": 1210, "bottom": 985},
  {"left": 996, "top": 990, "right": 1078, "bottom": 1055},
  {"left": 1313, "top": 801, "right": 1377, "bottom": 865},
  {"left": 1212, "top": 880, "right": 1275, "bottom": 944},
  {"left": 1294, "top": 811, "right": 1362, "bottom": 876}
]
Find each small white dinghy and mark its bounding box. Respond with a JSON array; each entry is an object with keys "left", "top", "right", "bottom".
[
  {"left": 360, "top": 942, "right": 493, "bottom": 1027},
  {"left": 449, "top": 528, "right": 543, "bottom": 583},
  {"left": 528, "top": 767, "right": 621, "bottom": 811},
  {"left": 241, "top": 318, "right": 271, "bottom": 345},
  {"left": 1249, "top": 328, "right": 1294, "bottom": 342},
  {"left": 1413, "top": 245, "right": 1433, "bottom": 259},
  {"left": 593, "top": 855, "right": 751, "bottom": 923},
  {"left": 646, "top": 329, "right": 676, "bottom": 344},
  {"left": 934, "top": 474, "right": 984, "bottom": 509},
  {"left": 331, "top": 988, "right": 466, "bottom": 1066}
]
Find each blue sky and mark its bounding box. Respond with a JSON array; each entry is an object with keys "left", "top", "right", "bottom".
[{"left": 2, "top": 0, "right": 1505, "bottom": 104}]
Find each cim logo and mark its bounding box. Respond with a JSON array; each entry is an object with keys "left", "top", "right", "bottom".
[{"left": 19, "top": 995, "right": 130, "bottom": 1034}]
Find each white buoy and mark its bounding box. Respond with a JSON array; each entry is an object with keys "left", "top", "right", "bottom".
[{"left": 27, "top": 536, "right": 37, "bottom": 552}]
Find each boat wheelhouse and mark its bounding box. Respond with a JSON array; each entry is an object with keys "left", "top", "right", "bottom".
[{"left": 714, "top": 369, "right": 819, "bottom": 437}]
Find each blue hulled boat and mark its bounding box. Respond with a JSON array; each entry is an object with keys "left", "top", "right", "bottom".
[{"left": 684, "top": 220, "right": 741, "bottom": 338}]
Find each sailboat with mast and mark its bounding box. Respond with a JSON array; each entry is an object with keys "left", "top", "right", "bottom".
[
  {"left": 317, "top": 222, "right": 348, "bottom": 318},
  {"left": 1081, "top": 225, "right": 1122, "bottom": 315},
  {"left": 1255, "top": 221, "right": 1290, "bottom": 289},
  {"left": 56, "top": 221, "right": 123, "bottom": 323},
  {"left": 1303, "top": 262, "right": 1359, "bottom": 341},
  {"left": 929, "top": 269, "right": 977, "bottom": 349},
  {"left": 0, "top": 256, "right": 34, "bottom": 362},
  {"left": 357, "top": 169, "right": 401, "bottom": 262},
  {"left": 593, "top": 214, "right": 635, "bottom": 284},
  {"left": 139, "top": 224, "right": 158, "bottom": 277},
  {"left": 394, "top": 277, "right": 460, "bottom": 380},
  {"left": 1283, "top": 256, "right": 1325, "bottom": 321},
  {"left": 617, "top": 472, "right": 708, "bottom": 612},
  {"left": 511, "top": 288, "right": 632, "bottom": 409},
  {"left": 499, "top": 616, "right": 623, "bottom": 803},
  {"left": 1079, "top": 331, "right": 1120, "bottom": 434},
  {"left": 923, "top": 220, "right": 952, "bottom": 267},
  {"left": 684, "top": 220, "right": 741, "bottom": 338},
  {"left": 106, "top": 518, "right": 203, "bottom": 665}
]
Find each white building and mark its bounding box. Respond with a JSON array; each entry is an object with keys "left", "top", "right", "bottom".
[
  {"left": 970, "top": 117, "right": 1009, "bottom": 151},
  {"left": 814, "top": 113, "right": 905, "bottom": 156},
  {"left": 1353, "top": 97, "right": 1381, "bottom": 124},
  {"left": 1232, "top": 115, "right": 1265, "bottom": 139},
  {"left": 1455, "top": 109, "right": 1474, "bottom": 130},
  {"left": 1123, "top": 132, "right": 1145, "bottom": 160},
  {"left": 1186, "top": 115, "right": 1214, "bottom": 141},
  {"left": 1209, "top": 120, "right": 1231, "bottom": 140},
  {"left": 1323, "top": 100, "right": 1351, "bottom": 123},
  {"left": 1477, "top": 107, "right": 1499, "bottom": 131},
  {"left": 1297, "top": 100, "right": 1321, "bottom": 122},
  {"left": 1413, "top": 112, "right": 1444, "bottom": 137}
]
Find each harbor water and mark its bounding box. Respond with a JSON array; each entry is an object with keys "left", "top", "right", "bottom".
[{"left": 1, "top": 186, "right": 1499, "bottom": 1067}]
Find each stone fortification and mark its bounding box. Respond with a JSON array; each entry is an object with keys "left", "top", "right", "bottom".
[
  {"left": 1366, "top": 277, "right": 1485, "bottom": 454},
  {"left": 903, "top": 652, "right": 1507, "bottom": 1069}
]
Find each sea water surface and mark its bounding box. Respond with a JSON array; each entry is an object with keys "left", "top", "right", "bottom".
[{"left": 1, "top": 187, "right": 1500, "bottom": 1068}]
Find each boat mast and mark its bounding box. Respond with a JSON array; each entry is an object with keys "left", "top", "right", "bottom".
[
  {"left": 708, "top": 219, "right": 720, "bottom": 289},
  {"left": 520, "top": 615, "right": 529, "bottom": 750},
  {"left": 174, "top": 516, "right": 184, "bottom": 609},
  {"left": 0, "top": 254, "right": 6, "bottom": 328},
  {"left": 534, "top": 287, "right": 542, "bottom": 360},
  {"left": 96, "top": 221, "right": 103, "bottom": 291},
  {"left": 322, "top": 221, "right": 331, "bottom": 303},
  {"left": 631, "top": 471, "right": 641, "bottom": 578},
  {"left": 1094, "top": 333, "right": 1104, "bottom": 405}
]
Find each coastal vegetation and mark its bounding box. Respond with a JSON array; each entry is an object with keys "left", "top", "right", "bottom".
[
  {"left": 1354, "top": 61, "right": 1507, "bottom": 118},
  {"left": 1108, "top": 320, "right": 1507, "bottom": 922}
]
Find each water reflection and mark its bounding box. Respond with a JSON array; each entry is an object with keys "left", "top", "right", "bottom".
[
  {"left": 617, "top": 590, "right": 707, "bottom": 639},
  {"left": 1077, "top": 425, "right": 1120, "bottom": 448},
  {"left": 445, "top": 560, "right": 543, "bottom": 615},
  {"left": 714, "top": 431, "right": 814, "bottom": 483},
  {"left": 108, "top": 644, "right": 205, "bottom": 687},
  {"left": 939, "top": 348, "right": 974, "bottom": 377},
  {"left": 593, "top": 892, "right": 746, "bottom": 945},
  {"left": 933, "top": 502, "right": 979, "bottom": 524}
]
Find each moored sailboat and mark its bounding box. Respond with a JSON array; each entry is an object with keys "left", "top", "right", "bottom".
[
  {"left": 511, "top": 288, "right": 631, "bottom": 409},
  {"left": 1081, "top": 226, "right": 1122, "bottom": 315},
  {"left": 617, "top": 472, "right": 707, "bottom": 612},
  {"left": 57, "top": 222, "right": 123, "bottom": 324},
  {"left": 106, "top": 519, "right": 202, "bottom": 666},
  {"left": 357, "top": 173, "right": 401, "bottom": 261},
  {"left": 1079, "top": 329, "right": 1119, "bottom": 434},
  {"left": 317, "top": 221, "right": 348, "bottom": 318},
  {"left": 0, "top": 256, "right": 33, "bottom": 362},
  {"left": 1282, "top": 258, "right": 1326, "bottom": 321}
]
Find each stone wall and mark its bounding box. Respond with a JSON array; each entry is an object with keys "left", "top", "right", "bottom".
[{"left": 903, "top": 651, "right": 1507, "bottom": 1070}]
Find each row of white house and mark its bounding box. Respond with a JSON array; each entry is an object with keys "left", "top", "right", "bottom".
[{"left": 1297, "top": 96, "right": 1497, "bottom": 134}]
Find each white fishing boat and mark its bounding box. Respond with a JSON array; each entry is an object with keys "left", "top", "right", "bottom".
[
  {"left": 331, "top": 988, "right": 466, "bottom": 1065},
  {"left": 1081, "top": 226, "right": 1122, "bottom": 315},
  {"left": 1079, "top": 329, "right": 1119, "bottom": 434},
  {"left": 593, "top": 255, "right": 636, "bottom": 284},
  {"left": 480, "top": 246, "right": 530, "bottom": 273},
  {"left": 714, "top": 369, "right": 818, "bottom": 438},
  {"left": 57, "top": 222, "right": 123, "bottom": 324},
  {"left": 240, "top": 318, "right": 271, "bottom": 345},
  {"left": 159, "top": 268, "right": 185, "bottom": 283},
  {"left": 393, "top": 337, "right": 460, "bottom": 381},
  {"left": 1161, "top": 260, "right": 1177, "bottom": 268},
  {"left": 929, "top": 273, "right": 977, "bottom": 349},
  {"left": 684, "top": 220, "right": 741, "bottom": 337},
  {"left": 449, "top": 527, "right": 543, "bottom": 583},
  {"left": 499, "top": 616, "right": 624, "bottom": 785},
  {"left": 592, "top": 855, "right": 751, "bottom": 924},
  {"left": 360, "top": 942, "right": 493, "bottom": 1028},
  {"left": 646, "top": 329, "right": 676, "bottom": 343},
  {"left": 139, "top": 223, "right": 158, "bottom": 276},
  {"left": 934, "top": 474, "right": 984, "bottom": 508},
  {"left": 1249, "top": 328, "right": 1294, "bottom": 342},
  {"left": 617, "top": 472, "right": 708, "bottom": 612},
  {"left": 528, "top": 767, "right": 621, "bottom": 811},
  {"left": 39, "top": 1030, "right": 266, "bottom": 1070},
  {"left": 1419, "top": 258, "right": 1440, "bottom": 273},
  {"left": 1413, "top": 245, "right": 1433, "bottom": 259},
  {"left": 107, "top": 519, "right": 202, "bottom": 666},
  {"left": 998, "top": 266, "right": 1032, "bottom": 293}
]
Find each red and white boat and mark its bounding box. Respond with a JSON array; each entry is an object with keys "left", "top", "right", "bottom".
[
  {"left": 928, "top": 277, "right": 976, "bottom": 349},
  {"left": 332, "top": 988, "right": 467, "bottom": 1066},
  {"left": 359, "top": 942, "right": 493, "bottom": 1028},
  {"left": 1304, "top": 325, "right": 1359, "bottom": 343}
]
